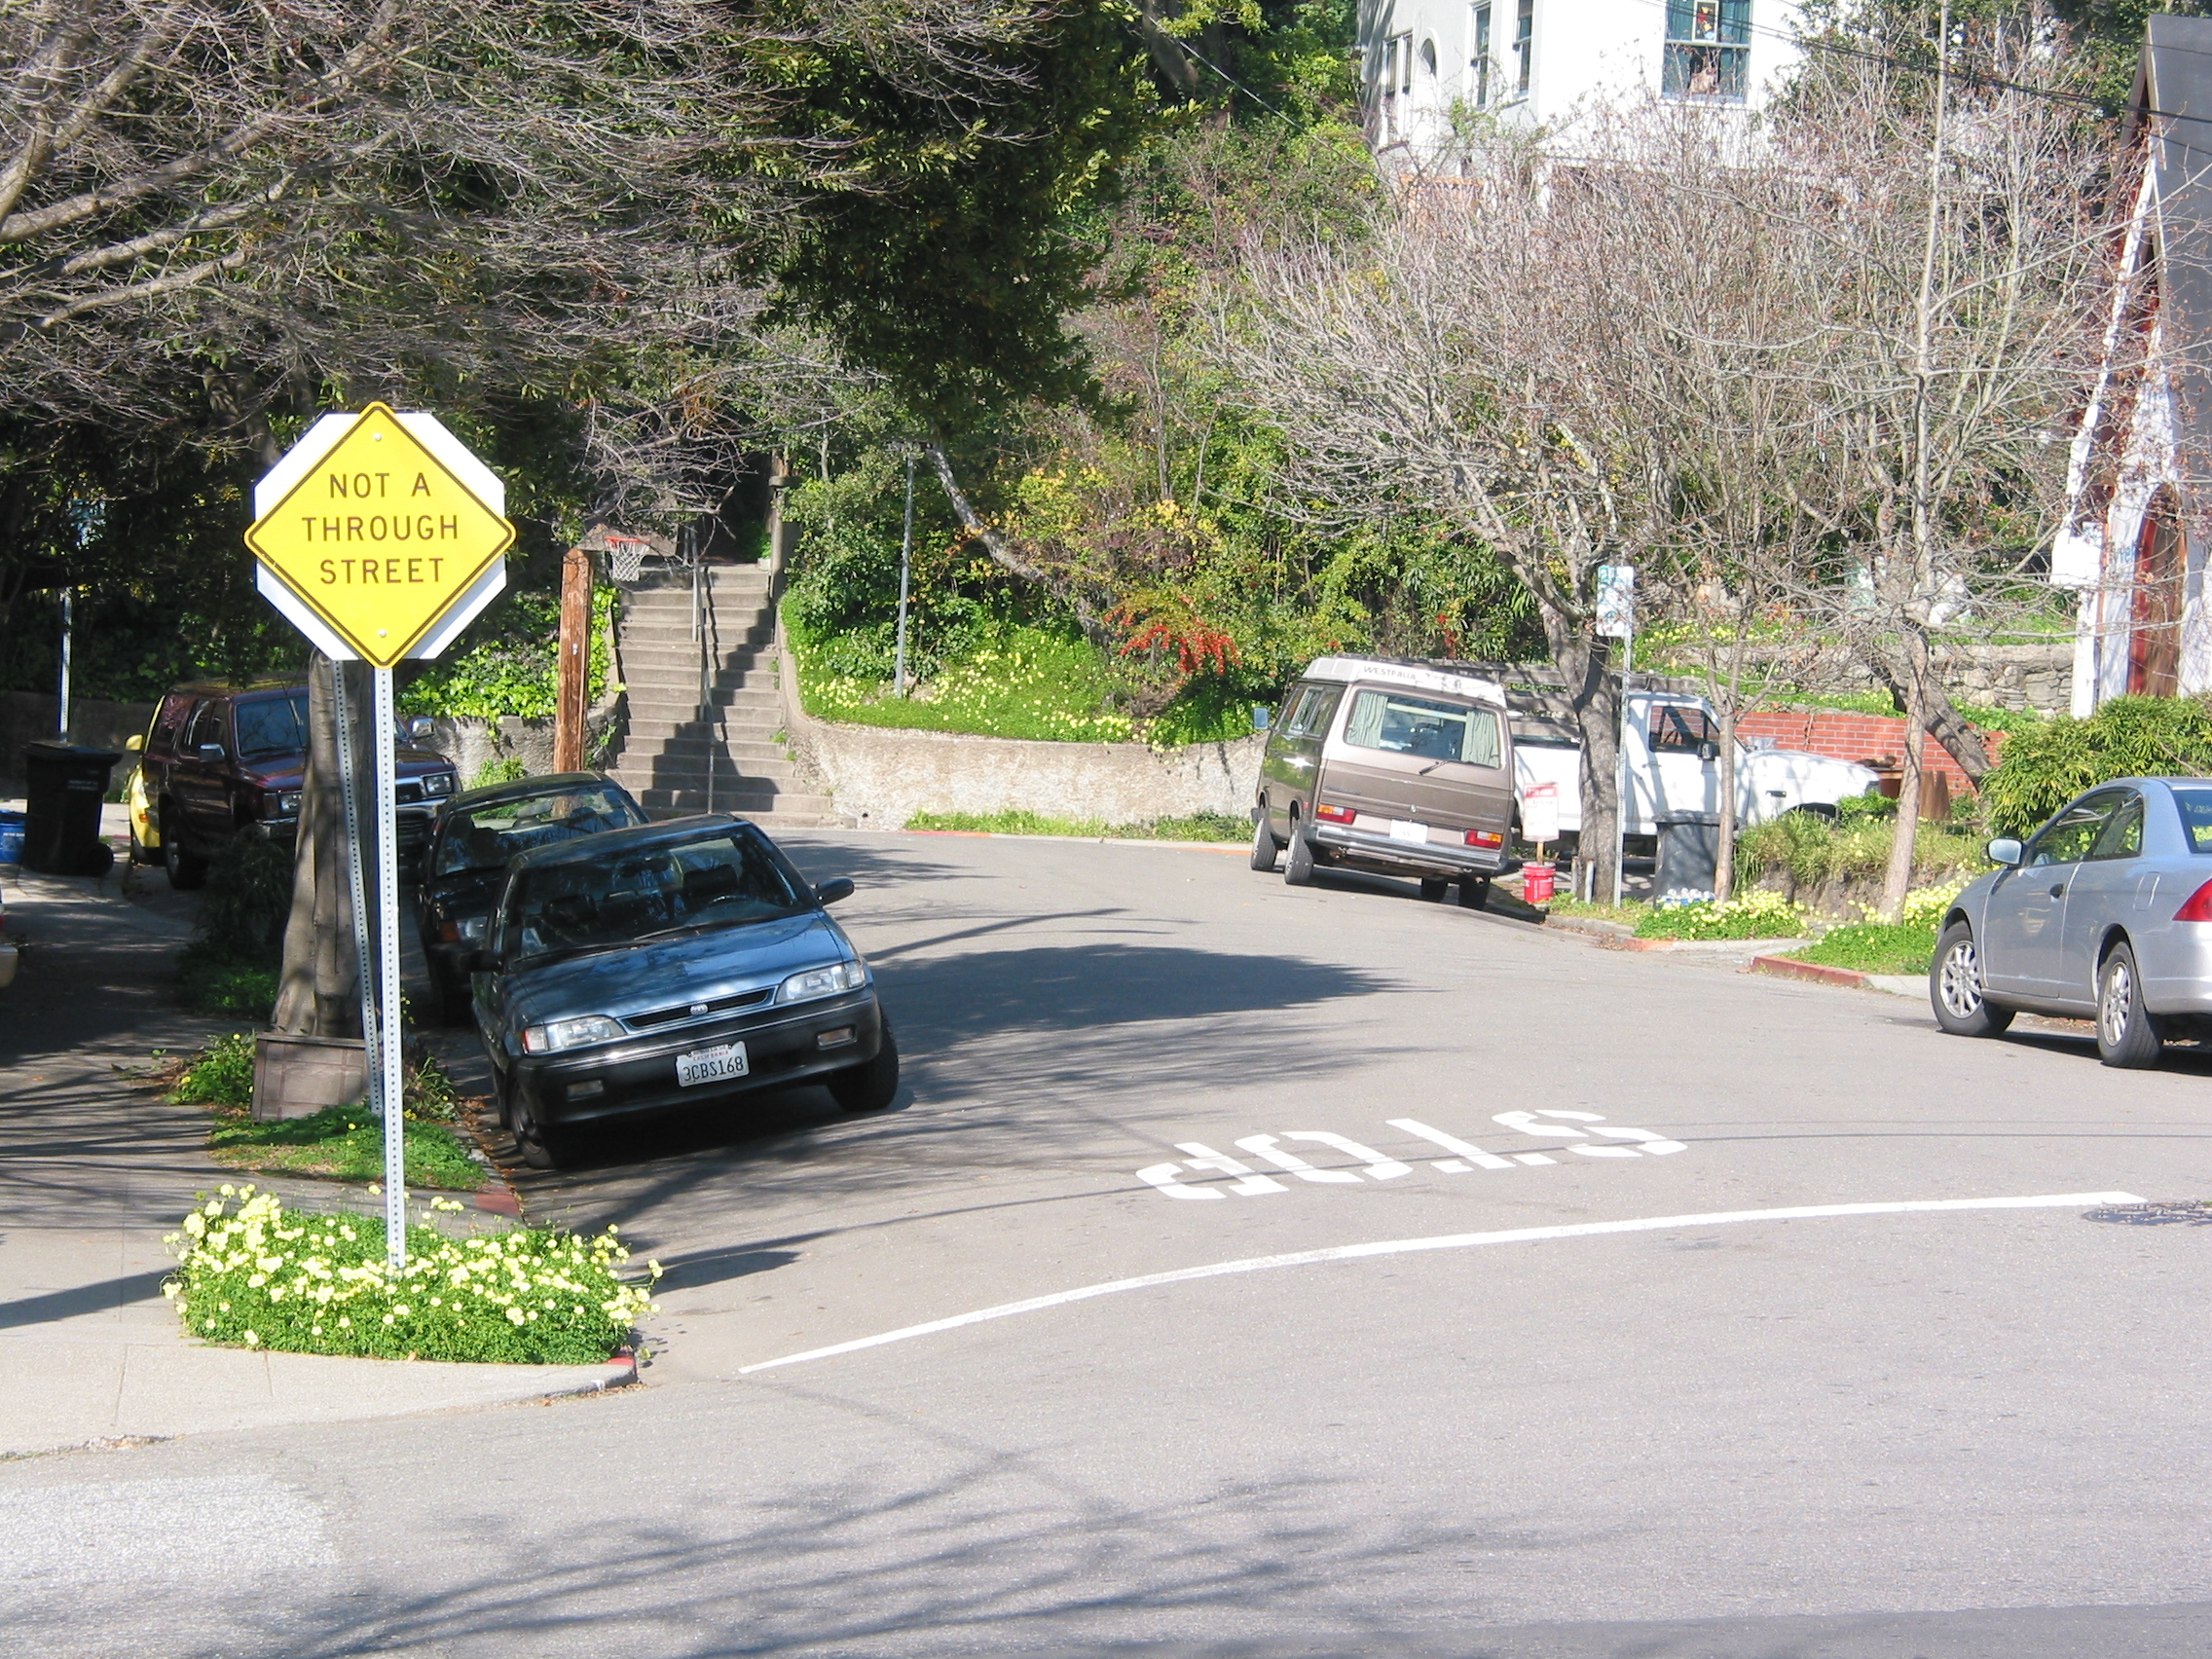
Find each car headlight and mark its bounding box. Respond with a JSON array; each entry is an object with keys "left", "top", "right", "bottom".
[
  {"left": 423, "top": 771, "right": 456, "bottom": 797},
  {"left": 778, "top": 960, "right": 868, "bottom": 1004},
  {"left": 458, "top": 915, "right": 487, "bottom": 942},
  {"left": 276, "top": 792, "right": 303, "bottom": 816},
  {"left": 521, "top": 1014, "right": 624, "bottom": 1054}
]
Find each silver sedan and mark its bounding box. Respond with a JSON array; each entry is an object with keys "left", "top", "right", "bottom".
[{"left": 1932, "top": 776, "right": 2212, "bottom": 1067}]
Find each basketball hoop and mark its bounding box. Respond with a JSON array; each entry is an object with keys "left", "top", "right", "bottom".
[{"left": 605, "top": 535, "right": 649, "bottom": 584}]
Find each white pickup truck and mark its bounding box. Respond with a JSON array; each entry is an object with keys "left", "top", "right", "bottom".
[{"left": 1513, "top": 690, "right": 1880, "bottom": 844}]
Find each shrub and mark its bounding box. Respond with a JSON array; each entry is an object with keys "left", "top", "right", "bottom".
[
  {"left": 1788, "top": 921, "right": 1937, "bottom": 975},
  {"left": 170, "top": 1032, "right": 256, "bottom": 1107},
  {"left": 1980, "top": 695, "right": 2212, "bottom": 837},
  {"left": 1734, "top": 813, "right": 1984, "bottom": 892},
  {"left": 399, "top": 587, "right": 615, "bottom": 721},
  {"left": 1635, "top": 890, "right": 1808, "bottom": 940},
  {"left": 165, "top": 1186, "right": 657, "bottom": 1364},
  {"left": 176, "top": 836, "right": 292, "bottom": 1017},
  {"left": 471, "top": 756, "right": 529, "bottom": 789}
]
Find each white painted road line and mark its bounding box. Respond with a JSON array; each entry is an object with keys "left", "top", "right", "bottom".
[{"left": 737, "top": 1191, "right": 2144, "bottom": 1376}]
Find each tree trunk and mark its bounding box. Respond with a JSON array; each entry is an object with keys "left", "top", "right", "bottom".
[
  {"left": 1867, "top": 653, "right": 1994, "bottom": 783},
  {"left": 1880, "top": 670, "right": 1927, "bottom": 922},
  {"left": 272, "top": 654, "right": 375, "bottom": 1036},
  {"left": 926, "top": 440, "right": 1115, "bottom": 648},
  {"left": 1545, "top": 620, "right": 1623, "bottom": 904},
  {"left": 1714, "top": 695, "right": 1739, "bottom": 900}
]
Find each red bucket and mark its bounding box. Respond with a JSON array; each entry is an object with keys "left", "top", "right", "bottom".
[{"left": 1521, "top": 860, "right": 1556, "bottom": 905}]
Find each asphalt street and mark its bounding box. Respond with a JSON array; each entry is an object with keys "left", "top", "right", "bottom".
[{"left": 5, "top": 830, "right": 2209, "bottom": 1658}]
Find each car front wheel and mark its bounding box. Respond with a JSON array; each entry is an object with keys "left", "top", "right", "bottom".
[
  {"left": 1931, "top": 921, "right": 2012, "bottom": 1038},
  {"left": 2096, "top": 941, "right": 2164, "bottom": 1069},
  {"left": 829, "top": 1018, "right": 900, "bottom": 1112}
]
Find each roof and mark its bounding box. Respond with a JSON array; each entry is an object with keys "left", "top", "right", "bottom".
[
  {"left": 508, "top": 812, "right": 757, "bottom": 870},
  {"left": 443, "top": 770, "right": 627, "bottom": 814},
  {"left": 1302, "top": 655, "right": 1506, "bottom": 706},
  {"left": 2135, "top": 16, "right": 2212, "bottom": 458}
]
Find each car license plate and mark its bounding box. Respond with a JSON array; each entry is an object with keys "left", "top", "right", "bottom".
[
  {"left": 1388, "top": 819, "right": 1428, "bottom": 845},
  {"left": 675, "top": 1043, "right": 748, "bottom": 1088}
]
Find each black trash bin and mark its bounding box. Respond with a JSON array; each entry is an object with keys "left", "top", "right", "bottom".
[
  {"left": 1653, "top": 810, "right": 1722, "bottom": 900},
  {"left": 20, "top": 741, "right": 122, "bottom": 876}
]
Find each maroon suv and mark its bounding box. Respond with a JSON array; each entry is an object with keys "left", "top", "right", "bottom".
[{"left": 135, "top": 680, "right": 459, "bottom": 889}]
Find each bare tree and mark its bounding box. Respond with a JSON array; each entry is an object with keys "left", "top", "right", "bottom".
[{"left": 1760, "top": 13, "right": 2118, "bottom": 917}]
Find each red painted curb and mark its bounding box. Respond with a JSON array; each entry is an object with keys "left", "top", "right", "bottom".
[
  {"left": 1751, "top": 955, "right": 1868, "bottom": 988},
  {"left": 474, "top": 1189, "right": 521, "bottom": 1216}
]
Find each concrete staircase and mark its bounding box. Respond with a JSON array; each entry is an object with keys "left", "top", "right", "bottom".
[{"left": 607, "top": 565, "right": 837, "bottom": 829}]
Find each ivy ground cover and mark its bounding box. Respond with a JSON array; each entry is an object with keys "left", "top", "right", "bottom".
[{"left": 166, "top": 1187, "right": 659, "bottom": 1365}]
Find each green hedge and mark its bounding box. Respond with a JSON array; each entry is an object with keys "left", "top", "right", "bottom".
[{"left": 1980, "top": 695, "right": 2212, "bottom": 837}]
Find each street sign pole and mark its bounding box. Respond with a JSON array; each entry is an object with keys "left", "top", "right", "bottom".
[{"left": 374, "top": 666, "right": 406, "bottom": 1271}]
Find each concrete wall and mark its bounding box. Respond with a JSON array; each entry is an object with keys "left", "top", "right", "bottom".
[
  {"left": 0, "top": 693, "right": 158, "bottom": 789},
  {"left": 782, "top": 697, "right": 1263, "bottom": 830},
  {"left": 418, "top": 709, "right": 617, "bottom": 790}
]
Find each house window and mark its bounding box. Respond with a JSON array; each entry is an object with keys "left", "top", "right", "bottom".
[
  {"left": 1395, "top": 31, "right": 1414, "bottom": 93},
  {"left": 1664, "top": 0, "right": 1750, "bottom": 101},
  {"left": 1419, "top": 37, "right": 1438, "bottom": 77},
  {"left": 1471, "top": 3, "right": 1493, "bottom": 106},
  {"left": 1512, "top": 0, "right": 1533, "bottom": 98}
]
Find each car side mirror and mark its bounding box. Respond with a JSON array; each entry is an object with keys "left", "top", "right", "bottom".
[
  {"left": 197, "top": 742, "right": 225, "bottom": 763},
  {"left": 1986, "top": 836, "right": 2023, "bottom": 867},
  {"left": 813, "top": 876, "right": 855, "bottom": 906},
  {"left": 1696, "top": 739, "right": 1720, "bottom": 761},
  {"left": 406, "top": 717, "right": 435, "bottom": 742},
  {"left": 1252, "top": 705, "right": 1272, "bottom": 731}
]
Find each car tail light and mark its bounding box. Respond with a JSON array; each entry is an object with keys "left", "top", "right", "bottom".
[
  {"left": 2176, "top": 879, "right": 2212, "bottom": 922},
  {"left": 1464, "top": 829, "right": 1505, "bottom": 849},
  {"left": 1313, "top": 803, "right": 1357, "bottom": 824}
]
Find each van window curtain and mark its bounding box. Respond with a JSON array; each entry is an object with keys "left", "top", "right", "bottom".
[
  {"left": 1462, "top": 711, "right": 1501, "bottom": 768},
  {"left": 1346, "top": 690, "right": 1388, "bottom": 749}
]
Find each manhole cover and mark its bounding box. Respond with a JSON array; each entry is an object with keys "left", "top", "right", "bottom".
[{"left": 2083, "top": 1199, "right": 2212, "bottom": 1226}]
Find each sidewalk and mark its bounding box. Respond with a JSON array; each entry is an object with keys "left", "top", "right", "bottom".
[{"left": 0, "top": 853, "right": 632, "bottom": 1460}]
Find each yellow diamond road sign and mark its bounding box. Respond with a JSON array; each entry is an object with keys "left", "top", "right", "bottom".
[{"left": 246, "top": 403, "right": 513, "bottom": 668}]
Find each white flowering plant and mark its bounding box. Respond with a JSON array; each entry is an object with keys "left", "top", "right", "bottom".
[
  {"left": 1634, "top": 889, "right": 1808, "bottom": 940},
  {"left": 164, "top": 1186, "right": 659, "bottom": 1365}
]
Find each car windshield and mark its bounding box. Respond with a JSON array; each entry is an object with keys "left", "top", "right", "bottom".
[
  {"left": 2172, "top": 790, "right": 2212, "bottom": 853},
  {"left": 504, "top": 830, "right": 809, "bottom": 962},
  {"left": 437, "top": 785, "right": 645, "bottom": 876},
  {"left": 1343, "top": 689, "right": 1502, "bottom": 766},
  {"left": 235, "top": 692, "right": 309, "bottom": 759}
]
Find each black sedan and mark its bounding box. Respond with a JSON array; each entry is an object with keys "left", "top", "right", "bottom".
[
  {"left": 416, "top": 772, "right": 646, "bottom": 1023},
  {"left": 464, "top": 815, "right": 896, "bottom": 1167}
]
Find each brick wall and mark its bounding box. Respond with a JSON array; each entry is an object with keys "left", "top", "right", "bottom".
[{"left": 1737, "top": 707, "right": 2005, "bottom": 794}]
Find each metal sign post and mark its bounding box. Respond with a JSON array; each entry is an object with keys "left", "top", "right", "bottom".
[
  {"left": 1595, "top": 564, "right": 1636, "bottom": 906},
  {"left": 245, "top": 403, "right": 514, "bottom": 1274},
  {"left": 373, "top": 667, "right": 407, "bottom": 1267}
]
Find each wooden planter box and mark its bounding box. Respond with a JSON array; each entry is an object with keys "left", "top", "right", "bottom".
[{"left": 252, "top": 1031, "right": 367, "bottom": 1122}]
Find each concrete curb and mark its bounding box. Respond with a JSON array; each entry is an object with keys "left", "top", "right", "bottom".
[
  {"left": 1, "top": 1339, "right": 642, "bottom": 1460},
  {"left": 1751, "top": 954, "right": 1868, "bottom": 987},
  {"left": 1615, "top": 935, "right": 1808, "bottom": 955},
  {"left": 894, "top": 830, "right": 1247, "bottom": 853},
  {"left": 1750, "top": 958, "right": 1929, "bottom": 1002}
]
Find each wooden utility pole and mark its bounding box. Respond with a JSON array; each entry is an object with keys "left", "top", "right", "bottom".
[{"left": 554, "top": 543, "right": 593, "bottom": 772}]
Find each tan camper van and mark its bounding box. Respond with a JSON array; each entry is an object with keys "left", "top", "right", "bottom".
[{"left": 1250, "top": 656, "right": 1516, "bottom": 905}]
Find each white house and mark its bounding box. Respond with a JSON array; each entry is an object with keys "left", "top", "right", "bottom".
[
  {"left": 1358, "top": 0, "right": 1806, "bottom": 158},
  {"left": 2052, "top": 15, "right": 2212, "bottom": 715}
]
